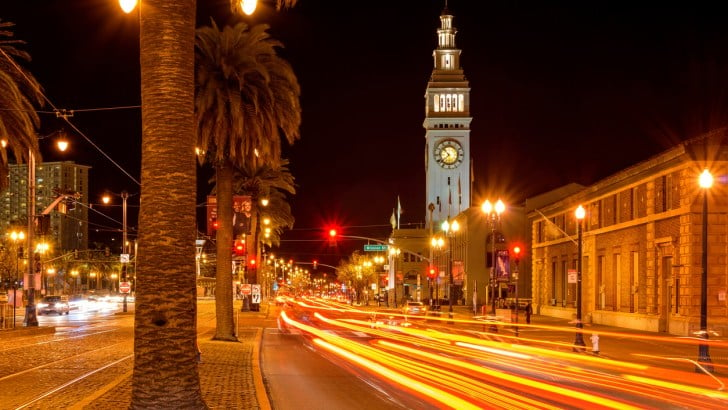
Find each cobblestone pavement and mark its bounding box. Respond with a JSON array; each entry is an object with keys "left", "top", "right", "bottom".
[{"left": 82, "top": 300, "right": 271, "bottom": 409}]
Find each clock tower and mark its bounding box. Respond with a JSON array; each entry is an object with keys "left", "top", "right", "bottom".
[{"left": 424, "top": 6, "right": 472, "bottom": 227}]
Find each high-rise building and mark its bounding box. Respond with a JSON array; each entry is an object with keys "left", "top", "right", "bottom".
[{"left": 0, "top": 161, "right": 90, "bottom": 253}]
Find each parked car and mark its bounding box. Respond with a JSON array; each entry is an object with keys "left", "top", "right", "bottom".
[
  {"left": 37, "top": 295, "right": 70, "bottom": 315},
  {"left": 402, "top": 301, "right": 426, "bottom": 316}
]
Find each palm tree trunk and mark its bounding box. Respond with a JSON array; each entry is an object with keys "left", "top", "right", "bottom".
[
  {"left": 132, "top": 0, "right": 205, "bottom": 408},
  {"left": 214, "top": 161, "right": 237, "bottom": 340}
]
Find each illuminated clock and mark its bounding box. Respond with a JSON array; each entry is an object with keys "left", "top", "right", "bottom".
[{"left": 434, "top": 140, "right": 464, "bottom": 169}]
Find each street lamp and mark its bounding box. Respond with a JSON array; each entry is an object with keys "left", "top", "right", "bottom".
[
  {"left": 389, "top": 247, "right": 401, "bottom": 307},
  {"left": 70, "top": 269, "right": 79, "bottom": 295},
  {"left": 102, "top": 190, "right": 131, "bottom": 312},
  {"left": 9, "top": 230, "right": 24, "bottom": 328},
  {"left": 25, "top": 138, "right": 68, "bottom": 326},
  {"left": 482, "top": 199, "right": 505, "bottom": 316},
  {"left": 574, "top": 204, "right": 586, "bottom": 349},
  {"left": 430, "top": 236, "right": 444, "bottom": 309},
  {"left": 46, "top": 267, "right": 56, "bottom": 296},
  {"left": 441, "top": 219, "right": 459, "bottom": 323},
  {"left": 698, "top": 168, "right": 713, "bottom": 370}
]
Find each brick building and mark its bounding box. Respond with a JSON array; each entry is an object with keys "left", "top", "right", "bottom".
[{"left": 530, "top": 129, "right": 728, "bottom": 336}]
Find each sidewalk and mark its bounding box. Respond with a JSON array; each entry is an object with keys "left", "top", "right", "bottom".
[{"left": 84, "top": 299, "right": 272, "bottom": 409}]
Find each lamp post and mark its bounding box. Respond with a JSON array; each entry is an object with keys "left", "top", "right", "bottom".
[
  {"left": 24, "top": 150, "right": 39, "bottom": 327},
  {"left": 389, "top": 247, "right": 401, "bottom": 307},
  {"left": 441, "top": 219, "right": 459, "bottom": 323},
  {"left": 46, "top": 267, "right": 56, "bottom": 296},
  {"left": 698, "top": 169, "right": 713, "bottom": 370},
  {"left": 24, "top": 136, "right": 68, "bottom": 326},
  {"left": 10, "top": 230, "right": 24, "bottom": 328},
  {"left": 430, "top": 236, "right": 444, "bottom": 309},
  {"left": 482, "top": 199, "right": 505, "bottom": 316},
  {"left": 574, "top": 204, "right": 586, "bottom": 349},
  {"left": 70, "top": 269, "right": 79, "bottom": 295},
  {"left": 102, "top": 190, "right": 131, "bottom": 311}
]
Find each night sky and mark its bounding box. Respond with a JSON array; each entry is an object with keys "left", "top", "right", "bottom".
[{"left": 4, "top": 1, "right": 728, "bottom": 268}]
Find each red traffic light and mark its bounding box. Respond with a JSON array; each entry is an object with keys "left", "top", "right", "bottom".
[
  {"left": 329, "top": 229, "right": 337, "bottom": 237},
  {"left": 233, "top": 239, "right": 245, "bottom": 256},
  {"left": 513, "top": 246, "right": 521, "bottom": 255},
  {"left": 427, "top": 266, "right": 437, "bottom": 279},
  {"left": 249, "top": 258, "right": 256, "bottom": 266},
  {"left": 313, "top": 260, "right": 318, "bottom": 269}
]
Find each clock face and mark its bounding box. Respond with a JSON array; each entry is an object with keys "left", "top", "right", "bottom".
[{"left": 434, "top": 140, "right": 464, "bottom": 169}]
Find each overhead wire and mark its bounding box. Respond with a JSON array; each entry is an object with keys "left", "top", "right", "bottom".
[{"left": 0, "top": 47, "right": 141, "bottom": 186}]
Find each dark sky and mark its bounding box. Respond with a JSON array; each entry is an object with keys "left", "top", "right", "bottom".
[{"left": 5, "top": 1, "right": 728, "bottom": 267}]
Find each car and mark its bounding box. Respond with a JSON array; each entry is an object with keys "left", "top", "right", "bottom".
[
  {"left": 402, "top": 301, "right": 426, "bottom": 316},
  {"left": 37, "top": 295, "right": 70, "bottom": 315}
]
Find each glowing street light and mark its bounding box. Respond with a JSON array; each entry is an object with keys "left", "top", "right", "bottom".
[
  {"left": 698, "top": 169, "right": 713, "bottom": 371},
  {"left": 441, "top": 219, "right": 459, "bottom": 322},
  {"left": 482, "top": 199, "right": 505, "bottom": 317},
  {"left": 574, "top": 204, "right": 586, "bottom": 349}
]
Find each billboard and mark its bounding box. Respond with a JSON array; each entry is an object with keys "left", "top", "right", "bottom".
[
  {"left": 206, "top": 195, "right": 253, "bottom": 237},
  {"left": 495, "top": 249, "right": 510, "bottom": 282},
  {"left": 453, "top": 260, "right": 464, "bottom": 285}
]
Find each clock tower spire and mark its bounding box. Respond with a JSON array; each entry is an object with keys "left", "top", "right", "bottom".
[{"left": 424, "top": 6, "right": 472, "bottom": 227}]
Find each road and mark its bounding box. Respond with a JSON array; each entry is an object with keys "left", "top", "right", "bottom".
[
  {"left": 1, "top": 297, "right": 727, "bottom": 409},
  {"left": 261, "top": 304, "right": 438, "bottom": 410}
]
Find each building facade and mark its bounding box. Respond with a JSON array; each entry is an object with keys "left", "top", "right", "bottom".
[
  {"left": 530, "top": 130, "right": 728, "bottom": 336},
  {"left": 1, "top": 161, "right": 90, "bottom": 253}
]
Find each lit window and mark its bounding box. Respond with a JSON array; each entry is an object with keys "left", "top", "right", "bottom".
[
  {"left": 434, "top": 95, "right": 440, "bottom": 112},
  {"left": 458, "top": 94, "right": 464, "bottom": 112}
]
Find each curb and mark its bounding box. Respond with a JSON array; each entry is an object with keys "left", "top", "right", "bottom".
[{"left": 252, "top": 328, "right": 271, "bottom": 410}]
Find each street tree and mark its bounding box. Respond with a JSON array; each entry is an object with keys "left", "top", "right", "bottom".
[
  {"left": 131, "top": 1, "right": 298, "bottom": 407},
  {"left": 195, "top": 21, "right": 301, "bottom": 340},
  {"left": 0, "top": 20, "right": 42, "bottom": 190},
  {"left": 337, "top": 251, "right": 379, "bottom": 304}
]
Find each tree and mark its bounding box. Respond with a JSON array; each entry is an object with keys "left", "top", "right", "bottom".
[
  {"left": 195, "top": 21, "right": 301, "bottom": 340},
  {"left": 337, "top": 252, "right": 379, "bottom": 304},
  {"left": 131, "top": 1, "right": 203, "bottom": 407},
  {"left": 0, "top": 19, "right": 42, "bottom": 190},
  {"left": 232, "top": 160, "right": 296, "bottom": 284},
  {"left": 131, "top": 1, "right": 298, "bottom": 406}
]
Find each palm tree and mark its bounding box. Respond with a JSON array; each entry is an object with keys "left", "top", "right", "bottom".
[
  {"left": 131, "top": 1, "right": 204, "bottom": 407},
  {"left": 0, "top": 19, "right": 42, "bottom": 189},
  {"left": 233, "top": 159, "right": 296, "bottom": 284},
  {"left": 131, "top": 1, "right": 298, "bottom": 406},
  {"left": 195, "top": 21, "right": 301, "bottom": 340}
]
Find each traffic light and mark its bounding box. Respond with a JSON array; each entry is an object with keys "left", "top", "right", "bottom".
[
  {"left": 234, "top": 239, "right": 245, "bottom": 256},
  {"left": 512, "top": 245, "right": 522, "bottom": 265},
  {"left": 313, "top": 260, "right": 318, "bottom": 270},
  {"left": 248, "top": 257, "right": 256, "bottom": 267},
  {"left": 33, "top": 252, "right": 41, "bottom": 274},
  {"left": 212, "top": 217, "right": 219, "bottom": 230},
  {"left": 427, "top": 266, "right": 437, "bottom": 279},
  {"left": 328, "top": 228, "right": 338, "bottom": 247}
]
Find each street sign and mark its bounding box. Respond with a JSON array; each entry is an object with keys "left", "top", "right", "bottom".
[
  {"left": 119, "top": 281, "right": 131, "bottom": 293},
  {"left": 364, "top": 244, "right": 388, "bottom": 252},
  {"left": 251, "top": 284, "right": 261, "bottom": 304},
  {"left": 120, "top": 254, "right": 130, "bottom": 263},
  {"left": 241, "top": 283, "right": 252, "bottom": 295}
]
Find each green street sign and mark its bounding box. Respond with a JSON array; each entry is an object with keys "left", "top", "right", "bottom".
[{"left": 364, "top": 244, "right": 388, "bottom": 252}]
